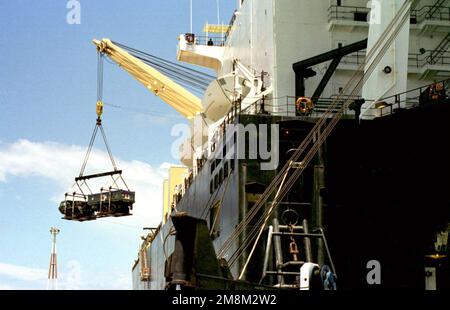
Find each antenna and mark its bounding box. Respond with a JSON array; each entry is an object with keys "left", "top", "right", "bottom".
[
  {"left": 47, "top": 227, "right": 60, "bottom": 290},
  {"left": 217, "top": 0, "right": 220, "bottom": 25},
  {"left": 190, "top": 0, "right": 193, "bottom": 33}
]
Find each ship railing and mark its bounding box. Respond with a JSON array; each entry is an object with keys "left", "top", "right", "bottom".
[
  {"left": 409, "top": 50, "right": 450, "bottom": 67},
  {"left": 329, "top": 4, "right": 450, "bottom": 23},
  {"left": 341, "top": 50, "right": 366, "bottom": 65},
  {"left": 210, "top": 78, "right": 450, "bottom": 148},
  {"left": 342, "top": 50, "right": 450, "bottom": 68},
  {"left": 241, "top": 78, "right": 450, "bottom": 119},
  {"left": 210, "top": 100, "right": 242, "bottom": 154},
  {"left": 328, "top": 5, "right": 370, "bottom": 23},
  {"left": 239, "top": 95, "right": 361, "bottom": 118},
  {"left": 366, "top": 78, "right": 450, "bottom": 117},
  {"left": 223, "top": 8, "right": 239, "bottom": 43},
  {"left": 192, "top": 35, "right": 226, "bottom": 47},
  {"left": 411, "top": 5, "right": 450, "bottom": 23}
]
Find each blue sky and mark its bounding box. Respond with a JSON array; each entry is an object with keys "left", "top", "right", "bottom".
[{"left": 0, "top": 0, "right": 236, "bottom": 289}]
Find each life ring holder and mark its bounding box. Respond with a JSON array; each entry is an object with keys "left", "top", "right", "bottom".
[{"left": 296, "top": 97, "right": 314, "bottom": 115}]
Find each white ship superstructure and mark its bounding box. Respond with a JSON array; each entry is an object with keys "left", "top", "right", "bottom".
[
  {"left": 178, "top": 0, "right": 450, "bottom": 124},
  {"left": 124, "top": 0, "right": 450, "bottom": 290}
]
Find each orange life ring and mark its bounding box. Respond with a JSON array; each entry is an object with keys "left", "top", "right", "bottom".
[
  {"left": 185, "top": 33, "right": 195, "bottom": 44},
  {"left": 296, "top": 97, "right": 314, "bottom": 115}
]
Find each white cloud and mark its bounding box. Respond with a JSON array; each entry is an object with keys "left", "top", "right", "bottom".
[
  {"left": 0, "top": 139, "right": 177, "bottom": 289},
  {"left": 0, "top": 262, "right": 47, "bottom": 282},
  {"left": 0, "top": 139, "right": 173, "bottom": 228},
  {"left": 0, "top": 261, "right": 131, "bottom": 290},
  {"left": 56, "top": 260, "right": 131, "bottom": 290},
  {"left": 0, "top": 283, "right": 16, "bottom": 290}
]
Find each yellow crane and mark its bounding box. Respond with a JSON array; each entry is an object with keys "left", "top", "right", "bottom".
[{"left": 93, "top": 38, "right": 203, "bottom": 119}]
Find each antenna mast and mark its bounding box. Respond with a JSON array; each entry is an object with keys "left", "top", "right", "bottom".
[
  {"left": 47, "top": 227, "right": 60, "bottom": 290},
  {"left": 190, "top": 0, "right": 193, "bottom": 33},
  {"left": 217, "top": 0, "right": 220, "bottom": 24}
]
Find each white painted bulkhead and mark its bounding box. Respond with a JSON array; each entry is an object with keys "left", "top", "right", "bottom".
[
  {"left": 361, "top": 0, "right": 411, "bottom": 118},
  {"left": 176, "top": 0, "right": 450, "bottom": 165}
]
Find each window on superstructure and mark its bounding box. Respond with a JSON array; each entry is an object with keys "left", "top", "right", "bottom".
[
  {"left": 224, "top": 161, "right": 229, "bottom": 178},
  {"left": 219, "top": 168, "right": 224, "bottom": 184},
  {"left": 209, "top": 201, "right": 221, "bottom": 239},
  {"left": 210, "top": 180, "right": 214, "bottom": 194},
  {"left": 214, "top": 174, "right": 219, "bottom": 189},
  {"left": 354, "top": 11, "right": 368, "bottom": 22},
  {"left": 211, "top": 161, "right": 216, "bottom": 174}
]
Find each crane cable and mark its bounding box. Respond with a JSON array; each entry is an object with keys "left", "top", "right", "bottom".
[
  {"left": 232, "top": 3, "right": 413, "bottom": 273},
  {"left": 79, "top": 52, "right": 118, "bottom": 177},
  {"left": 217, "top": 0, "right": 413, "bottom": 271},
  {"left": 111, "top": 41, "right": 215, "bottom": 93},
  {"left": 230, "top": 5, "right": 412, "bottom": 270},
  {"left": 112, "top": 41, "right": 215, "bottom": 80},
  {"left": 220, "top": 1, "right": 412, "bottom": 263}
]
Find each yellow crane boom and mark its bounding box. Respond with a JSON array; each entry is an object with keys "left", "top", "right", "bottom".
[{"left": 93, "top": 38, "right": 203, "bottom": 119}]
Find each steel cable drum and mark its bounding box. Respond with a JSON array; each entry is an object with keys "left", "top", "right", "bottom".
[{"left": 281, "top": 208, "right": 300, "bottom": 226}]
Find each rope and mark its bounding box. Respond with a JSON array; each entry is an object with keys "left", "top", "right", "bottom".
[
  {"left": 79, "top": 52, "right": 118, "bottom": 176},
  {"left": 109, "top": 41, "right": 216, "bottom": 94},
  {"left": 97, "top": 52, "right": 104, "bottom": 102},
  {"left": 99, "top": 124, "right": 118, "bottom": 171},
  {"left": 224, "top": 1, "right": 413, "bottom": 261},
  {"left": 79, "top": 123, "right": 99, "bottom": 177},
  {"left": 230, "top": 16, "right": 411, "bottom": 269},
  {"left": 135, "top": 55, "right": 211, "bottom": 89},
  {"left": 218, "top": 0, "right": 413, "bottom": 269},
  {"left": 113, "top": 41, "right": 216, "bottom": 79},
  {"left": 232, "top": 13, "right": 411, "bottom": 270},
  {"left": 103, "top": 102, "right": 183, "bottom": 119},
  {"left": 78, "top": 123, "right": 118, "bottom": 176}
]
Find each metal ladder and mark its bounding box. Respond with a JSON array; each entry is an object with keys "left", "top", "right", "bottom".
[
  {"left": 427, "top": 0, "right": 448, "bottom": 19},
  {"left": 259, "top": 218, "right": 336, "bottom": 288},
  {"left": 428, "top": 32, "right": 450, "bottom": 65}
]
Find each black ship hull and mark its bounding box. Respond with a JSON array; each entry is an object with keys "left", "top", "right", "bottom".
[{"left": 133, "top": 102, "right": 449, "bottom": 290}]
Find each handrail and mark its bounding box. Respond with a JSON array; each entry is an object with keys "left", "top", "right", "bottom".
[
  {"left": 207, "top": 78, "right": 450, "bottom": 153},
  {"left": 224, "top": 9, "right": 238, "bottom": 43},
  {"left": 193, "top": 35, "right": 225, "bottom": 47},
  {"left": 328, "top": 5, "right": 371, "bottom": 10},
  {"left": 362, "top": 78, "right": 450, "bottom": 117},
  {"left": 379, "top": 77, "right": 450, "bottom": 102},
  {"left": 329, "top": 4, "right": 450, "bottom": 22},
  {"left": 328, "top": 5, "right": 370, "bottom": 23},
  {"left": 342, "top": 49, "right": 450, "bottom": 67},
  {"left": 412, "top": 5, "right": 450, "bottom": 22}
]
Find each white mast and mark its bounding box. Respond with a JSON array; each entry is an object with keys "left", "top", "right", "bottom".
[
  {"left": 217, "top": 0, "right": 220, "bottom": 25},
  {"left": 361, "top": 0, "right": 412, "bottom": 119},
  {"left": 190, "top": 0, "right": 193, "bottom": 33},
  {"left": 47, "top": 227, "right": 60, "bottom": 290}
]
